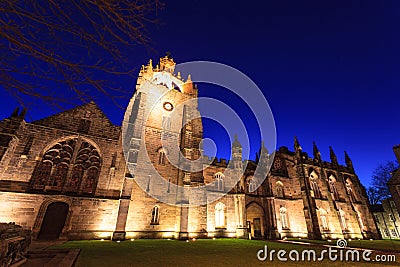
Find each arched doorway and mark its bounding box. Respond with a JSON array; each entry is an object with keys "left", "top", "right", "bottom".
[
  {"left": 37, "top": 202, "right": 69, "bottom": 239},
  {"left": 246, "top": 202, "right": 265, "bottom": 239}
]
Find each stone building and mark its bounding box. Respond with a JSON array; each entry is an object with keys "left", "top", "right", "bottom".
[
  {"left": 0, "top": 56, "right": 379, "bottom": 241},
  {"left": 388, "top": 145, "right": 400, "bottom": 217},
  {"left": 371, "top": 198, "right": 400, "bottom": 239}
]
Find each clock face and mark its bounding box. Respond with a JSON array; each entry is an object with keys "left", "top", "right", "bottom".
[{"left": 163, "top": 102, "right": 173, "bottom": 111}]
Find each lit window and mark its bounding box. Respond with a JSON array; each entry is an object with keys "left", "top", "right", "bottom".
[
  {"left": 320, "top": 209, "right": 329, "bottom": 230},
  {"left": 214, "top": 172, "right": 224, "bottom": 191},
  {"left": 248, "top": 177, "right": 257, "bottom": 193},
  {"left": 276, "top": 182, "right": 284, "bottom": 198},
  {"left": 309, "top": 171, "right": 321, "bottom": 198},
  {"left": 151, "top": 206, "right": 160, "bottom": 224},
  {"left": 328, "top": 175, "right": 339, "bottom": 200}
]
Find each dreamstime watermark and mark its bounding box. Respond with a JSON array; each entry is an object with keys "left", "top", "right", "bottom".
[
  {"left": 257, "top": 239, "right": 396, "bottom": 262},
  {"left": 122, "top": 61, "right": 277, "bottom": 206}
]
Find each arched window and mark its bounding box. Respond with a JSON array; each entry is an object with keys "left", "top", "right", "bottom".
[
  {"left": 215, "top": 202, "right": 225, "bottom": 228},
  {"left": 309, "top": 170, "right": 321, "bottom": 198},
  {"left": 214, "top": 172, "right": 224, "bottom": 191},
  {"left": 276, "top": 181, "right": 284, "bottom": 198},
  {"left": 319, "top": 208, "right": 329, "bottom": 230},
  {"left": 31, "top": 138, "right": 101, "bottom": 195},
  {"left": 328, "top": 175, "right": 339, "bottom": 200},
  {"left": 345, "top": 178, "right": 357, "bottom": 202},
  {"left": 280, "top": 207, "right": 289, "bottom": 229},
  {"left": 338, "top": 209, "right": 347, "bottom": 230},
  {"left": 248, "top": 177, "right": 257, "bottom": 193},
  {"left": 158, "top": 149, "right": 166, "bottom": 165},
  {"left": 151, "top": 206, "right": 160, "bottom": 224}
]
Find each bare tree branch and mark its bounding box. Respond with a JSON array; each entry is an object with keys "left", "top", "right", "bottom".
[{"left": 0, "top": 0, "right": 163, "bottom": 109}]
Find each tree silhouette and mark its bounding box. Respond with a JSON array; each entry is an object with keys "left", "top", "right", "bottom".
[
  {"left": 367, "top": 160, "right": 399, "bottom": 204},
  {"left": 0, "top": 0, "right": 162, "bottom": 108}
]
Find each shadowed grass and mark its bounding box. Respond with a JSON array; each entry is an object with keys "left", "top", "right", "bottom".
[
  {"left": 51, "top": 239, "right": 399, "bottom": 266},
  {"left": 286, "top": 238, "right": 400, "bottom": 251}
]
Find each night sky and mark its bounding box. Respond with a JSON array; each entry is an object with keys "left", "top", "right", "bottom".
[{"left": 1, "top": 0, "right": 399, "bottom": 187}]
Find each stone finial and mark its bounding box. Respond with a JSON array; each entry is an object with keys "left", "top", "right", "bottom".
[
  {"left": 344, "top": 151, "right": 353, "bottom": 169},
  {"left": 11, "top": 107, "right": 19, "bottom": 117},
  {"left": 313, "top": 141, "right": 321, "bottom": 161},
  {"left": 19, "top": 108, "right": 27, "bottom": 118},
  {"left": 294, "top": 136, "right": 302, "bottom": 152},
  {"left": 329, "top": 146, "right": 338, "bottom": 166}
]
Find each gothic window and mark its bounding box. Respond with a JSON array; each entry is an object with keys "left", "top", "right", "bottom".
[
  {"left": 31, "top": 138, "right": 101, "bottom": 196},
  {"left": 214, "top": 172, "right": 224, "bottom": 191},
  {"left": 248, "top": 176, "right": 257, "bottom": 193},
  {"left": 151, "top": 206, "right": 160, "bottom": 224},
  {"left": 345, "top": 178, "right": 357, "bottom": 202},
  {"left": 50, "top": 163, "right": 68, "bottom": 187},
  {"left": 309, "top": 170, "right": 321, "bottom": 198},
  {"left": 215, "top": 202, "right": 225, "bottom": 228},
  {"left": 158, "top": 149, "right": 166, "bottom": 165},
  {"left": 389, "top": 214, "right": 395, "bottom": 222},
  {"left": 276, "top": 181, "right": 284, "bottom": 198},
  {"left": 338, "top": 209, "right": 347, "bottom": 230},
  {"left": 328, "top": 175, "right": 339, "bottom": 200},
  {"left": 280, "top": 207, "right": 289, "bottom": 229},
  {"left": 319, "top": 209, "right": 329, "bottom": 230},
  {"left": 83, "top": 167, "right": 98, "bottom": 194},
  {"left": 68, "top": 165, "right": 84, "bottom": 191},
  {"left": 32, "top": 161, "right": 52, "bottom": 189}
]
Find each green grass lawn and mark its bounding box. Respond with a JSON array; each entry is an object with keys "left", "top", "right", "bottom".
[{"left": 52, "top": 239, "right": 399, "bottom": 267}]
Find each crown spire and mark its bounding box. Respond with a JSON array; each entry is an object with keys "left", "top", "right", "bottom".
[
  {"left": 329, "top": 146, "right": 338, "bottom": 166},
  {"left": 313, "top": 141, "right": 321, "bottom": 161}
]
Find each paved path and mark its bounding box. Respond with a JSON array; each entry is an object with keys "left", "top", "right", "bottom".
[{"left": 21, "top": 240, "right": 80, "bottom": 267}]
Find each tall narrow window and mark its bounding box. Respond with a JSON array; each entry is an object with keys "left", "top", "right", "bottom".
[
  {"left": 151, "top": 206, "right": 160, "bottom": 224},
  {"left": 215, "top": 202, "right": 225, "bottom": 228},
  {"left": 328, "top": 175, "right": 339, "bottom": 200},
  {"left": 276, "top": 182, "right": 284, "bottom": 198},
  {"left": 158, "top": 150, "right": 166, "bottom": 165},
  {"left": 248, "top": 177, "right": 257, "bottom": 193},
  {"left": 319, "top": 209, "right": 329, "bottom": 230},
  {"left": 345, "top": 178, "right": 357, "bottom": 202},
  {"left": 214, "top": 172, "right": 224, "bottom": 191},
  {"left": 339, "top": 209, "right": 347, "bottom": 230},
  {"left": 309, "top": 171, "right": 321, "bottom": 198},
  {"left": 280, "top": 207, "right": 289, "bottom": 229},
  {"left": 22, "top": 135, "right": 34, "bottom": 155}
]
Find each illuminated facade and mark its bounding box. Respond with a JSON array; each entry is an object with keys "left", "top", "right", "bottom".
[{"left": 0, "top": 56, "right": 379, "bottom": 240}]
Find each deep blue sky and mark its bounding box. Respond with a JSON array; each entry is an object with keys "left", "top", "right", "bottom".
[{"left": 1, "top": 0, "right": 400, "bottom": 187}]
